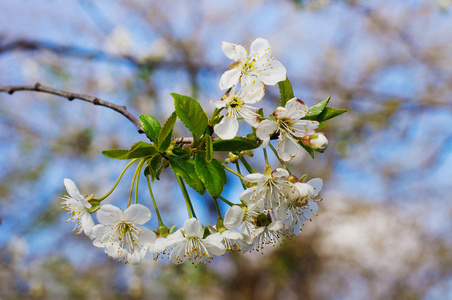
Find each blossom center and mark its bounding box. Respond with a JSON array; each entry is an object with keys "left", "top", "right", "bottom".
[{"left": 241, "top": 59, "right": 255, "bottom": 75}]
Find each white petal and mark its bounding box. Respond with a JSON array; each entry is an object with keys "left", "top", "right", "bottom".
[
  {"left": 152, "top": 237, "right": 169, "bottom": 253},
  {"left": 127, "top": 251, "right": 143, "bottom": 265},
  {"left": 105, "top": 243, "right": 122, "bottom": 259},
  {"left": 277, "top": 134, "right": 300, "bottom": 162},
  {"left": 273, "top": 106, "right": 289, "bottom": 120},
  {"left": 241, "top": 75, "right": 265, "bottom": 104},
  {"left": 214, "top": 114, "right": 238, "bottom": 139},
  {"left": 81, "top": 212, "right": 95, "bottom": 237},
  {"left": 241, "top": 223, "right": 255, "bottom": 244},
  {"left": 205, "top": 237, "right": 226, "bottom": 256},
  {"left": 224, "top": 205, "right": 245, "bottom": 230},
  {"left": 222, "top": 42, "right": 247, "bottom": 61},
  {"left": 307, "top": 178, "right": 323, "bottom": 197},
  {"left": 242, "top": 173, "right": 267, "bottom": 182},
  {"left": 222, "top": 230, "right": 243, "bottom": 240},
  {"left": 137, "top": 227, "right": 157, "bottom": 246},
  {"left": 285, "top": 98, "right": 309, "bottom": 120},
  {"left": 219, "top": 68, "right": 241, "bottom": 90},
  {"left": 170, "top": 244, "right": 188, "bottom": 264},
  {"left": 211, "top": 99, "right": 228, "bottom": 109},
  {"left": 97, "top": 204, "right": 123, "bottom": 225},
  {"left": 277, "top": 204, "right": 289, "bottom": 220},
  {"left": 124, "top": 204, "right": 151, "bottom": 224},
  {"left": 258, "top": 60, "right": 287, "bottom": 85},
  {"left": 91, "top": 224, "right": 110, "bottom": 247},
  {"left": 291, "top": 120, "right": 319, "bottom": 138},
  {"left": 250, "top": 38, "right": 272, "bottom": 59},
  {"left": 240, "top": 187, "right": 257, "bottom": 204},
  {"left": 64, "top": 178, "right": 91, "bottom": 208},
  {"left": 295, "top": 183, "right": 314, "bottom": 199},
  {"left": 268, "top": 221, "right": 284, "bottom": 231},
  {"left": 271, "top": 168, "right": 290, "bottom": 179},
  {"left": 184, "top": 218, "right": 203, "bottom": 238},
  {"left": 256, "top": 120, "right": 278, "bottom": 148}
]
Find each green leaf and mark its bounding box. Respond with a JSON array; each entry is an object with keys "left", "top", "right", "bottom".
[
  {"left": 303, "top": 97, "right": 330, "bottom": 120},
  {"left": 205, "top": 135, "right": 213, "bottom": 163},
  {"left": 172, "top": 93, "right": 208, "bottom": 140},
  {"left": 212, "top": 136, "right": 261, "bottom": 152},
  {"left": 317, "top": 107, "right": 348, "bottom": 122},
  {"left": 169, "top": 156, "right": 205, "bottom": 195},
  {"left": 139, "top": 114, "right": 161, "bottom": 143},
  {"left": 299, "top": 141, "right": 315, "bottom": 159},
  {"left": 194, "top": 155, "right": 226, "bottom": 199},
  {"left": 278, "top": 77, "right": 295, "bottom": 107},
  {"left": 102, "top": 142, "right": 156, "bottom": 159},
  {"left": 158, "top": 112, "right": 177, "bottom": 152}
]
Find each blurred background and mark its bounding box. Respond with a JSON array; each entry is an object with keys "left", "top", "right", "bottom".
[{"left": 1, "top": 0, "right": 452, "bottom": 299}]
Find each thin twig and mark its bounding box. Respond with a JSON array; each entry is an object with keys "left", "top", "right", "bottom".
[{"left": 0, "top": 83, "right": 146, "bottom": 134}]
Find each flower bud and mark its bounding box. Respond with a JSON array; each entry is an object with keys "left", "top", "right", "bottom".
[
  {"left": 229, "top": 152, "right": 239, "bottom": 163},
  {"left": 157, "top": 225, "right": 169, "bottom": 238},
  {"left": 309, "top": 133, "right": 328, "bottom": 153}
]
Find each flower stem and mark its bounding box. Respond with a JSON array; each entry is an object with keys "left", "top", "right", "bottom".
[
  {"left": 268, "top": 143, "right": 288, "bottom": 170},
  {"left": 239, "top": 156, "right": 256, "bottom": 174},
  {"left": 263, "top": 148, "right": 269, "bottom": 166},
  {"left": 176, "top": 175, "right": 196, "bottom": 219},
  {"left": 218, "top": 195, "right": 234, "bottom": 206},
  {"left": 214, "top": 198, "right": 222, "bottom": 219},
  {"left": 235, "top": 162, "right": 246, "bottom": 189},
  {"left": 146, "top": 176, "right": 164, "bottom": 226},
  {"left": 224, "top": 165, "right": 243, "bottom": 178},
  {"left": 127, "top": 159, "right": 145, "bottom": 207},
  {"left": 134, "top": 159, "right": 146, "bottom": 204},
  {"left": 94, "top": 158, "right": 139, "bottom": 201}
]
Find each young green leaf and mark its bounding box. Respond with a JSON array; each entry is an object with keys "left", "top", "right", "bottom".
[
  {"left": 317, "top": 107, "right": 348, "bottom": 122},
  {"left": 158, "top": 112, "right": 177, "bottom": 152},
  {"left": 169, "top": 156, "right": 205, "bottom": 195},
  {"left": 278, "top": 77, "right": 295, "bottom": 107},
  {"left": 194, "top": 155, "right": 227, "bottom": 199},
  {"left": 172, "top": 93, "right": 208, "bottom": 140},
  {"left": 212, "top": 136, "right": 261, "bottom": 152},
  {"left": 303, "top": 97, "right": 330, "bottom": 120},
  {"left": 139, "top": 114, "right": 161, "bottom": 143},
  {"left": 102, "top": 142, "right": 156, "bottom": 159}
]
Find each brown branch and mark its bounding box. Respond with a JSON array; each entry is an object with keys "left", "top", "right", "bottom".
[{"left": 0, "top": 83, "right": 146, "bottom": 135}]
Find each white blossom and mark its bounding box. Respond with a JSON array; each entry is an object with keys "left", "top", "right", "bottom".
[
  {"left": 164, "top": 218, "right": 225, "bottom": 265},
  {"left": 213, "top": 77, "right": 264, "bottom": 139},
  {"left": 60, "top": 178, "right": 95, "bottom": 237},
  {"left": 92, "top": 204, "right": 156, "bottom": 264},
  {"left": 224, "top": 203, "right": 267, "bottom": 245},
  {"left": 256, "top": 98, "right": 319, "bottom": 161},
  {"left": 219, "top": 38, "right": 286, "bottom": 90},
  {"left": 277, "top": 178, "right": 323, "bottom": 235},
  {"left": 240, "top": 168, "right": 298, "bottom": 211},
  {"left": 245, "top": 219, "right": 289, "bottom": 253}
]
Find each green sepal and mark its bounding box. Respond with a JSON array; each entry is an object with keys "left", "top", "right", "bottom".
[
  {"left": 87, "top": 200, "right": 101, "bottom": 213},
  {"left": 158, "top": 112, "right": 177, "bottom": 152},
  {"left": 299, "top": 141, "right": 315, "bottom": 159},
  {"left": 205, "top": 135, "right": 213, "bottom": 163},
  {"left": 194, "top": 154, "right": 226, "bottom": 199},
  {"left": 102, "top": 141, "right": 156, "bottom": 159},
  {"left": 212, "top": 136, "right": 261, "bottom": 152},
  {"left": 172, "top": 93, "right": 208, "bottom": 141},
  {"left": 278, "top": 77, "right": 295, "bottom": 107},
  {"left": 139, "top": 114, "right": 161, "bottom": 144},
  {"left": 168, "top": 156, "right": 205, "bottom": 195}
]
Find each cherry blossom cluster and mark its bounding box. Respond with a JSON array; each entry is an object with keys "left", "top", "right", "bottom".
[{"left": 61, "top": 38, "right": 343, "bottom": 265}]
